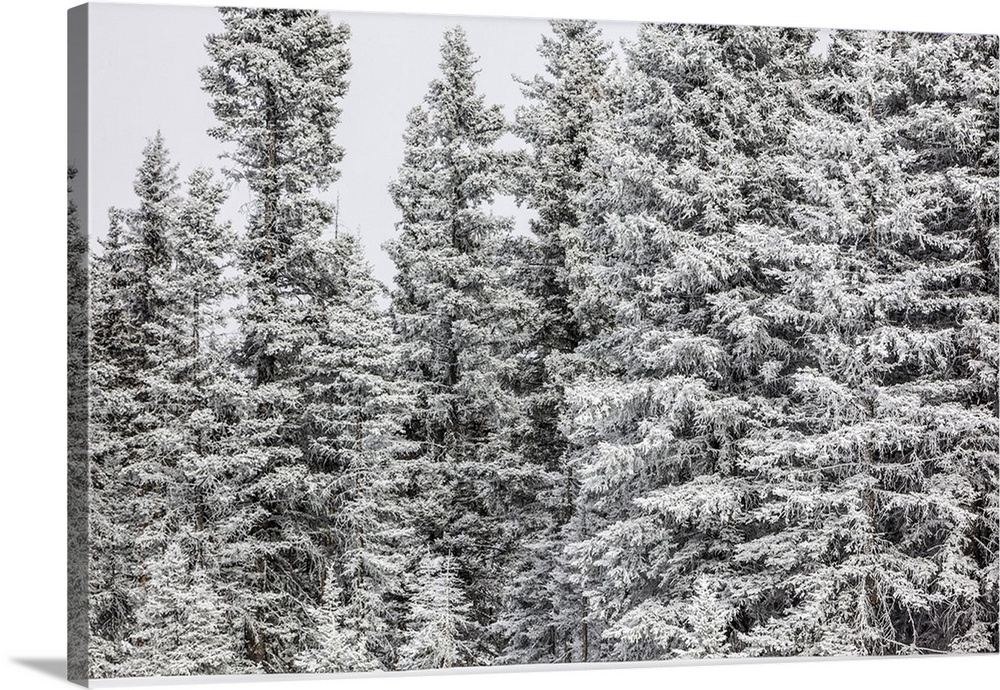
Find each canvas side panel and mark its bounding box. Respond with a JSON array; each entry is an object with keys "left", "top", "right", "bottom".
[{"left": 68, "top": 3, "right": 90, "bottom": 686}]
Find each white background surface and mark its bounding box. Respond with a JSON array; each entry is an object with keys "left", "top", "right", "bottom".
[{"left": 1, "top": 0, "right": 997, "bottom": 688}]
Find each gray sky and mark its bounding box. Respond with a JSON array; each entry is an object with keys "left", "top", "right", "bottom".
[{"left": 87, "top": 3, "right": 646, "bottom": 286}]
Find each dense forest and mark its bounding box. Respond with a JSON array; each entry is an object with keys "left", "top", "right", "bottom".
[{"left": 73, "top": 7, "right": 999, "bottom": 677}]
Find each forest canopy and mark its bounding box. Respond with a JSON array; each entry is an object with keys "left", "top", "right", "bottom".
[{"left": 77, "top": 8, "right": 999, "bottom": 677}]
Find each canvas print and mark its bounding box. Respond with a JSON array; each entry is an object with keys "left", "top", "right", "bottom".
[{"left": 67, "top": 2, "right": 999, "bottom": 683}]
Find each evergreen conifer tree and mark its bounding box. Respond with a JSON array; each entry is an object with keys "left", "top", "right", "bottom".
[
  {"left": 386, "top": 26, "right": 534, "bottom": 662},
  {"left": 200, "top": 7, "right": 355, "bottom": 671},
  {"left": 294, "top": 234, "right": 416, "bottom": 671},
  {"left": 124, "top": 539, "right": 242, "bottom": 676},
  {"left": 89, "top": 136, "right": 243, "bottom": 676},
  {"left": 498, "top": 19, "right": 614, "bottom": 664},
  {"left": 398, "top": 555, "right": 480, "bottom": 670},
  {"left": 560, "top": 24, "right": 818, "bottom": 661},
  {"left": 729, "top": 29, "right": 999, "bottom": 656},
  {"left": 88, "top": 133, "right": 185, "bottom": 672}
]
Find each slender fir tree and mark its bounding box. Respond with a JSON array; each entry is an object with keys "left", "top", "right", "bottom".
[
  {"left": 293, "top": 234, "right": 416, "bottom": 672},
  {"left": 398, "top": 555, "right": 480, "bottom": 670},
  {"left": 386, "top": 26, "right": 535, "bottom": 663},
  {"left": 122, "top": 165, "right": 247, "bottom": 677},
  {"left": 498, "top": 19, "right": 614, "bottom": 664},
  {"left": 88, "top": 133, "right": 185, "bottom": 673},
  {"left": 200, "top": 7, "right": 355, "bottom": 671},
  {"left": 89, "top": 136, "right": 245, "bottom": 677}
]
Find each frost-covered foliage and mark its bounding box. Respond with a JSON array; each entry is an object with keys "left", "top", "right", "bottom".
[
  {"left": 69, "top": 164, "right": 91, "bottom": 679},
  {"left": 728, "top": 30, "right": 1000, "bottom": 657},
  {"left": 293, "top": 234, "right": 416, "bottom": 672},
  {"left": 90, "top": 8, "right": 411, "bottom": 678},
  {"left": 398, "top": 555, "right": 481, "bottom": 670},
  {"left": 385, "top": 26, "right": 536, "bottom": 664},
  {"left": 125, "top": 539, "right": 241, "bottom": 676},
  {"left": 496, "top": 20, "right": 614, "bottom": 664},
  {"left": 86, "top": 15, "right": 998, "bottom": 679},
  {"left": 88, "top": 133, "right": 242, "bottom": 676},
  {"left": 199, "top": 8, "right": 360, "bottom": 673},
  {"left": 557, "top": 26, "right": 998, "bottom": 662},
  {"left": 89, "top": 133, "right": 182, "bottom": 673},
  {"left": 557, "top": 24, "right": 821, "bottom": 662}
]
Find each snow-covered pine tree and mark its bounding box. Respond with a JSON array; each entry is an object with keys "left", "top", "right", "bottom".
[
  {"left": 559, "top": 24, "right": 818, "bottom": 661},
  {"left": 730, "top": 29, "right": 999, "bottom": 657},
  {"left": 386, "top": 26, "right": 535, "bottom": 663},
  {"left": 168, "top": 167, "right": 232, "bottom": 367},
  {"left": 88, "top": 208, "right": 140, "bottom": 675},
  {"left": 123, "top": 538, "right": 241, "bottom": 677},
  {"left": 202, "top": 8, "right": 415, "bottom": 672},
  {"left": 160, "top": 166, "right": 239, "bottom": 560},
  {"left": 118, "top": 165, "right": 249, "bottom": 678},
  {"left": 199, "top": 7, "right": 354, "bottom": 671},
  {"left": 89, "top": 135, "right": 247, "bottom": 676},
  {"left": 293, "top": 234, "right": 415, "bottom": 672},
  {"left": 68, "top": 165, "right": 90, "bottom": 678},
  {"left": 88, "top": 133, "right": 185, "bottom": 673},
  {"left": 119, "top": 133, "right": 188, "bottom": 569},
  {"left": 293, "top": 577, "right": 378, "bottom": 674},
  {"left": 398, "top": 555, "right": 480, "bottom": 670},
  {"left": 497, "top": 19, "right": 614, "bottom": 664}
]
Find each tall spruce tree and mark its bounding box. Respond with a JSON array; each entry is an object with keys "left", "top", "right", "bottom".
[
  {"left": 292, "top": 234, "right": 416, "bottom": 672},
  {"left": 386, "top": 26, "right": 535, "bottom": 664},
  {"left": 560, "top": 24, "right": 818, "bottom": 661},
  {"left": 122, "top": 165, "right": 246, "bottom": 677},
  {"left": 89, "top": 136, "right": 244, "bottom": 677},
  {"left": 498, "top": 19, "right": 614, "bottom": 664},
  {"left": 728, "top": 29, "right": 999, "bottom": 656},
  {"left": 200, "top": 7, "right": 355, "bottom": 671},
  {"left": 398, "top": 554, "right": 480, "bottom": 669},
  {"left": 88, "top": 133, "right": 184, "bottom": 673}
]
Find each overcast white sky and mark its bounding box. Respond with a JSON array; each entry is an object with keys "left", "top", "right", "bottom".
[{"left": 86, "top": 3, "right": 650, "bottom": 286}]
